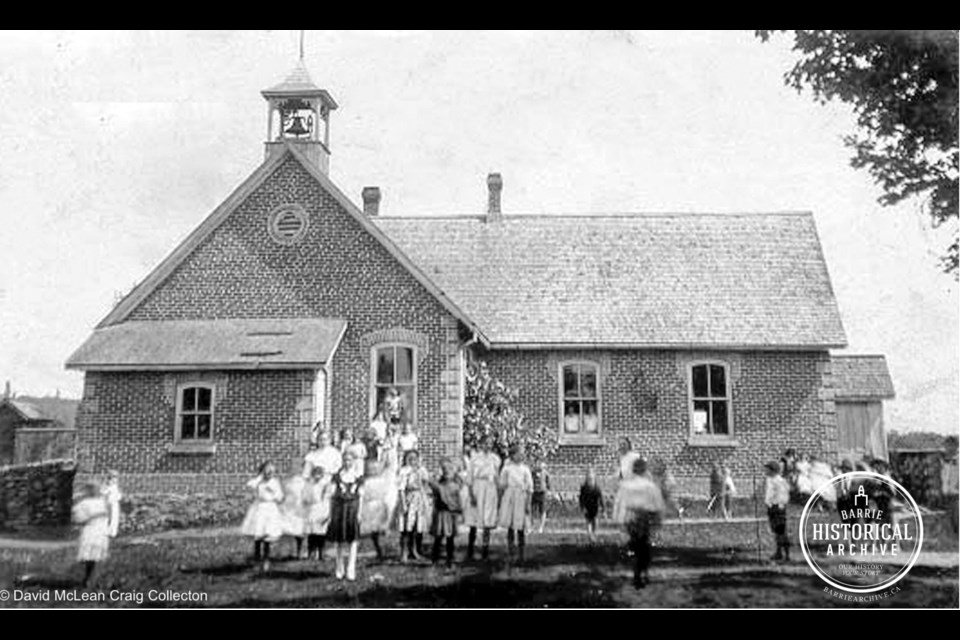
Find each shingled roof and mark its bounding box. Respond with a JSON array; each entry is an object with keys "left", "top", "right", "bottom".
[
  {"left": 374, "top": 212, "right": 847, "bottom": 348},
  {"left": 67, "top": 318, "right": 347, "bottom": 371},
  {"left": 832, "top": 355, "right": 896, "bottom": 399}
]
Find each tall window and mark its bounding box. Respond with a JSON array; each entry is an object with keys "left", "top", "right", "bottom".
[
  {"left": 560, "top": 362, "right": 601, "bottom": 441},
  {"left": 689, "top": 363, "right": 731, "bottom": 436},
  {"left": 372, "top": 345, "right": 416, "bottom": 426},
  {"left": 177, "top": 383, "right": 214, "bottom": 442}
]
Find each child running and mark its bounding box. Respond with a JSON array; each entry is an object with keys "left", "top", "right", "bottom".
[
  {"left": 613, "top": 458, "right": 665, "bottom": 589},
  {"left": 498, "top": 444, "right": 534, "bottom": 565}
]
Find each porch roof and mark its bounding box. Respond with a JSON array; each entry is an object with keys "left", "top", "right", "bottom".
[{"left": 66, "top": 318, "right": 347, "bottom": 371}]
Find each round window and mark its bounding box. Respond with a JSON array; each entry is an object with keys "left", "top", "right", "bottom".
[{"left": 268, "top": 204, "right": 309, "bottom": 245}]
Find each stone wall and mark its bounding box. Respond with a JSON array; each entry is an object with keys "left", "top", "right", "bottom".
[{"left": 0, "top": 459, "right": 76, "bottom": 529}]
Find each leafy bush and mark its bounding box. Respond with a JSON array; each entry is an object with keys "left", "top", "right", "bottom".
[{"left": 462, "top": 361, "right": 558, "bottom": 466}]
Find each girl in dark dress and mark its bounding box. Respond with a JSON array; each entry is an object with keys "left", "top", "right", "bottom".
[
  {"left": 579, "top": 469, "right": 604, "bottom": 542},
  {"left": 429, "top": 457, "right": 463, "bottom": 568},
  {"left": 329, "top": 445, "right": 365, "bottom": 581}
]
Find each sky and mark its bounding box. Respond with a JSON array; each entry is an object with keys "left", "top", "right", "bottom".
[{"left": 0, "top": 30, "right": 956, "bottom": 435}]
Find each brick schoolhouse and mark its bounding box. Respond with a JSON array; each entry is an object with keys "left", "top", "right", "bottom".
[{"left": 68, "top": 61, "right": 862, "bottom": 495}]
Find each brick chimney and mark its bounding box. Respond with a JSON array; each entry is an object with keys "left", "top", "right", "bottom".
[
  {"left": 486, "top": 173, "right": 503, "bottom": 223},
  {"left": 362, "top": 187, "right": 381, "bottom": 217}
]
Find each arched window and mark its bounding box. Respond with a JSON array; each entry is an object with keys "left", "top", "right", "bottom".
[
  {"left": 688, "top": 362, "right": 732, "bottom": 437},
  {"left": 559, "top": 361, "right": 601, "bottom": 444},
  {"left": 370, "top": 344, "right": 417, "bottom": 427}
]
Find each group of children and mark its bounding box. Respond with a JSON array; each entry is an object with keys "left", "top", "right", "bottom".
[
  {"left": 71, "top": 430, "right": 863, "bottom": 590},
  {"left": 240, "top": 427, "right": 554, "bottom": 581}
]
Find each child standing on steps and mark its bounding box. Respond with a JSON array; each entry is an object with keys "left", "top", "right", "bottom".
[
  {"left": 397, "top": 449, "right": 431, "bottom": 562},
  {"left": 429, "top": 457, "right": 463, "bottom": 567},
  {"left": 579, "top": 469, "right": 604, "bottom": 542},
  {"left": 763, "top": 460, "right": 791, "bottom": 562},
  {"left": 498, "top": 444, "right": 534, "bottom": 564},
  {"left": 241, "top": 461, "right": 285, "bottom": 572},
  {"left": 73, "top": 481, "right": 111, "bottom": 588}
]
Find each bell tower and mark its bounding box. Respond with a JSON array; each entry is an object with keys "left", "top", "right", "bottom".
[{"left": 262, "top": 56, "right": 338, "bottom": 174}]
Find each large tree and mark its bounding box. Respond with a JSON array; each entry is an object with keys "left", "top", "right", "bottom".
[{"left": 758, "top": 30, "right": 959, "bottom": 276}]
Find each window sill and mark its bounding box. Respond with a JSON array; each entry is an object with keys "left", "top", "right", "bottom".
[
  {"left": 559, "top": 434, "right": 605, "bottom": 447},
  {"left": 168, "top": 443, "right": 217, "bottom": 455},
  {"left": 687, "top": 436, "right": 740, "bottom": 448}
]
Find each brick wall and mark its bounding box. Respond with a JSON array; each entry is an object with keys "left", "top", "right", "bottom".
[
  {"left": 76, "top": 155, "right": 463, "bottom": 493},
  {"left": 479, "top": 348, "right": 834, "bottom": 496}
]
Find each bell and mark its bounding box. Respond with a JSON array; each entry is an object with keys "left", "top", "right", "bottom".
[{"left": 284, "top": 114, "right": 309, "bottom": 137}]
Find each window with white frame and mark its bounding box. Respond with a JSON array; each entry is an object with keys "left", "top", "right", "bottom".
[
  {"left": 371, "top": 345, "right": 416, "bottom": 426},
  {"left": 689, "top": 362, "right": 732, "bottom": 437},
  {"left": 560, "top": 362, "right": 601, "bottom": 441},
  {"left": 176, "top": 383, "right": 215, "bottom": 442}
]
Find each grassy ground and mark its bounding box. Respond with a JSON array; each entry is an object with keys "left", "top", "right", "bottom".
[{"left": 1, "top": 522, "right": 955, "bottom": 608}]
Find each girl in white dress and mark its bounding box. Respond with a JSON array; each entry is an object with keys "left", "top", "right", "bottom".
[
  {"left": 809, "top": 455, "right": 837, "bottom": 509},
  {"left": 466, "top": 437, "right": 502, "bottom": 562},
  {"left": 280, "top": 462, "right": 308, "bottom": 559},
  {"left": 498, "top": 445, "right": 534, "bottom": 564},
  {"left": 241, "top": 461, "right": 285, "bottom": 571},
  {"left": 397, "top": 449, "right": 431, "bottom": 561},
  {"left": 795, "top": 453, "right": 814, "bottom": 499},
  {"left": 398, "top": 422, "right": 419, "bottom": 457},
  {"left": 359, "top": 458, "right": 394, "bottom": 562},
  {"left": 302, "top": 464, "right": 334, "bottom": 560},
  {"left": 102, "top": 469, "right": 122, "bottom": 538},
  {"left": 73, "top": 482, "right": 110, "bottom": 588}
]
